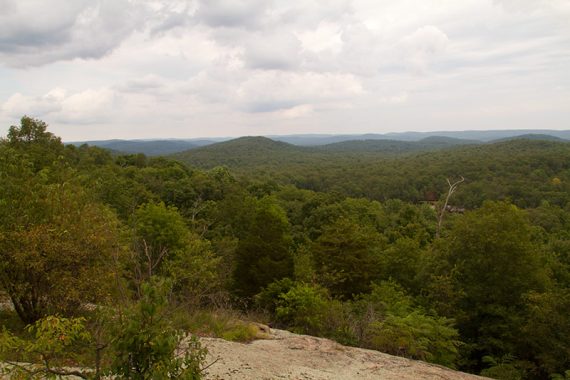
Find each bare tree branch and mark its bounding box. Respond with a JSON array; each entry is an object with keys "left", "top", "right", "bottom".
[{"left": 436, "top": 176, "right": 464, "bottom": 238}]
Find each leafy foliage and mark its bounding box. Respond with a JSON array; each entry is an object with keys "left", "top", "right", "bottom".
[
  {"left": 232, "top": 197, "right": 294, "bottom": 298},
  {"left": 274, "top": 283, "right": 330, "bottom": 335},
  {"left": 110, "top": 280, "right": 207, "bottom": 380},
  {"left": 0, "top": 121, "right": 123, "bottom": 323},
  {"left": 1, "top": 118, "right": 570, "bottom": 380},
  {"left": 0, "top": 316, "right": 92, "bottom": 379}
]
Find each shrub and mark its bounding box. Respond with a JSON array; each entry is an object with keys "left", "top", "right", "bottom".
[
  {"left": 110, "top": 279, "right": 207, "bottom": 380},
  {"left": 357, "top": 282, "right": 461, "bottom": 367},
  {"left": 171, "top": 309, "right": 259, "bottom": 343},
  {"left": 0, "top": 316, "right": 92, "bottom": 379},
  {"left": 275, "top": 283, "right": 329, "bottom": 335}
]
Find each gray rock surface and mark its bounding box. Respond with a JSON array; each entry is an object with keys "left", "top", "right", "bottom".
[{"left": 201, "top": 328, "right": 488, "bottom": 380}]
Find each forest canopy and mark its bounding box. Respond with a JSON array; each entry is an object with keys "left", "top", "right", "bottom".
[{"left": 0, "top": 117, "right": 569, "bottom": 379}]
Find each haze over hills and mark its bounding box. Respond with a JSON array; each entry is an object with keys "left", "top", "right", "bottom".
[
  {"left": 491, "top": 133, "right": 567, "bottom": 143},
  {"left": 172, "top": 135, "right": 482, "bottom": 170},
  {"left": 173, "top": 133, "right": 570, "bottom": 171},
  {"left": 68, "top": 138, "right": 222, "bottom": 156},
  {"left": 68, "top": 130, "right": 569, "bottom": 156},
  {"left": 175, "top": 138, "right": 570, "bottom": 210},
  {"left": 270, "top": 130, "right": 570, "bottom": 145},
  {"left": 316, "top": 136, "right": 479, "bottom": 153},
  {"left": 172, "top": 136, "right": 323, "bottom": 169}
]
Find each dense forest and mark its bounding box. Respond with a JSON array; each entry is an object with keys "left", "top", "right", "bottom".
[
  {"left": 175, "top": 135, "right": 570, "bottom": 208},
  {"left": 1, "top": 117, "right": 569, "bottom": 379}
]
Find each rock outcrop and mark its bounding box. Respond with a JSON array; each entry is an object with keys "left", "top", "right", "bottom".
[{"left": 201, "top": 328, "right": 487, "bottom": 380}]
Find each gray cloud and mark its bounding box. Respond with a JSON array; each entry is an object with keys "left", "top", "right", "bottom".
[
  {"left": 243, "top": 32, "right": 302, "bottom": 70},
  {"left": 0, "top": 0, "right": 148, "bottom": 66},
  {"left": 247, "top": 100, "right": 301, "bottom": 113},
  {"left": 115, "top": 75, "right": 166, "bottom": 94},
  {"left": 0, "top": 0, "right": 569, "bottom": 140},
  {"left": 194, "top": 0, "right": 270, "bottom": 29}
]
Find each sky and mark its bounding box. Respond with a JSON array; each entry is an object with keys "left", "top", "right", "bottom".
[{"left": 0, "top": 0, "right": 569, "bottom": 141}]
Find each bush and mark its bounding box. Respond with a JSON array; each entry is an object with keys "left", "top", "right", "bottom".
[
  {"left": 110, "top": 279, "right": 207, "bottom": 380},
  {"left": 480, "top": 355, "right": 527, "bottom": 380},
  {"left": 356, "top": 282, "right": 461, "bottom": 367},
  {"left": 274, "top": 283, "right": 329, "bottom": 335},
  {"left": 0, "top": 316, "right": 92, "bottom": 379},
  {"left": 171, "top": 309, "right": 259, "bottom": 343},
  {"left": 255, "top": 278, "right": 295, "bottom": 315}
]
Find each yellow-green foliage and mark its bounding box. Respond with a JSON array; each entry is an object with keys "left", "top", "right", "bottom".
[
  {"left": 0, "top": 316, "right": 91, "bottom": 379},
  {"left": 172, "top": 309, "right": 259, "bottom": 343}
]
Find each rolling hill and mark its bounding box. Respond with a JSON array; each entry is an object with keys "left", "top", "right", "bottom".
[
  {"left": 172, "top": 136, "right": 321, "bottom": 169},
  {"left": 173, "top": 135, "right": 486, "bottom": 170},
  {"left": 317, "top": 136, "right": 479, "bottom": 153},
  {"left": 270, "top": 130, "right": 570, "bottom": 145},
  {"left": 68, "top": 139, "right": 221, "bottom": 156},
  {"left": 68, "top": 130, "right": 569, "bottom": 157},
  {"left": 173, "top": 137, "right": 570, "bottom": 208}
]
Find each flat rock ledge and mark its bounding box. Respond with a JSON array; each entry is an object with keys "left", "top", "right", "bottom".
[{"left": 201, "top": 328, "right": 488, "bottom": 380}]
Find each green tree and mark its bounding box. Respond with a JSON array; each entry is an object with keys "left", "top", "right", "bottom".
[
  {"left": 445, "top": 202, "right": 548, "bottom": 363},
  {"left": 232, "top": 197, "right": 293, "bottom": 298},
  {"left": 377, "top": 237, "right": 422, "bottom": 292},
  {"left": 0, "top": 179, "right": 123, "bottom": 324},
  {"left": 165, "top": 235, "right": 222, "bottom": 307},
  {"left": 0, "top": 316, "right": 92, "bottom": 379},
  {"left": 130, "top": 202, "right": 189, "bottom": 287},
  {"left": 4, "top": 116, "right": 64, "bottom": 172},
  {"left": 129, "top": 201, "right": 223, "bottom": 306},
  {"left": 521, "top": 288, "right": 570, "bottom": 377},
  {"left": 355, "top": 282, "right": 461, "bottom": 367},
  {"left": 0, "top": 119, "right": 125, "bottom": 324},
  {"left": 274, "top": 283, "right": 330, "bottom": 335},
  {"left": 311, "top": 217, "right": 385, "bottom": 298},
  {"left": 110, "top": 280, "right": 206, "bottom": 380}
]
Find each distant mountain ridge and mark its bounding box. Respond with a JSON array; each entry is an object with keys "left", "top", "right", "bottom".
[
  {"left": 317, "top": 136, "right": 479, "bottom": 153},
  {"left": 270, "top": 130, "right": 570, "bottom": 145},
  {"left": 68, "top": 130, "right": 569, "bottom": 156},
  {"left": 491, "top": 133, "right": 566, "bottom": 143},
  {"left": 173, "top": 134, "right": 570, "bottom": 170},
  {"left": 68, "top": 138, "right": 222, "bottom": 156},
  {"left": 172, "top": 136, "right": 316, "bottom": 168}
]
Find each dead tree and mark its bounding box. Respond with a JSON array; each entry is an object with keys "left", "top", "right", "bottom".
[{"left": 436, "top": 176, "right": 464, "bottom": 238}]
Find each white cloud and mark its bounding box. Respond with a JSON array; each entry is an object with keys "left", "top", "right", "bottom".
[
  {"left": 243, "top": 32, "right": 302, "bottom": 70},
  {"left": 0, "top": 0, "right": 151, "bottom": 67},
  {"left": 297, "top": 21, "right": 343, "bottom": 54},
  {"left": 0, "top": 0, "right": 569, "bottom": 139},
  {"left": 2, "top": 88, "right": 65, "bottom": 117},
  {"left": 399, "top": 25, "right": 450, "bottom": 73},
  {"left": 278, "top": 104, "right": 314, "bottom": 119},
  {"left": 236, "top": 71, "right": 364, "bottom": 113},
  {"left": 194, "top": 0, "right": 270, "bottom": 29},
  {"left": 2, "top": 88, "right": 117, "bottom": 124},
  {"left": 494, "top": 0, "right": 570, "bottom": 14},
  {"left": 379, "top": 93, "right": 409, "bottom": 104},
  {"left": 56, "top": 88, "right": 117, "bottom": 124}
]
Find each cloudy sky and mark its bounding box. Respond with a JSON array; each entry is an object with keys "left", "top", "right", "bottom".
[{"left": 0, "top": 0, "right": 569, "bottom": 141}]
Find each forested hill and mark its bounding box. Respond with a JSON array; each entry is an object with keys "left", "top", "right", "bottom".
[
  {"left": 316, "top": 136, "right": 478, "bottom": 153},
  {"left": 174, "top": 138, "right": 570, "bottom": 208},
  {"left": 173, "top": 135, "right": 481, "bottom": 168},
  {"left": 2, "top": 118, "right": 570, "bottom": 380},
  {"left": 172, "top": 136, "right": 326, "bottom": 168},
  {"left": 271, "top": 129, "right": 570, "bottom": 144},
  {"left": 68, "top": 131, "right": 569, "bottom": 156},
  {"left": 492, "top": 133, "right": 567, "bottom": 143},
  {"left": 68, "top": 139, "right": 209, "bottom": 156}
]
